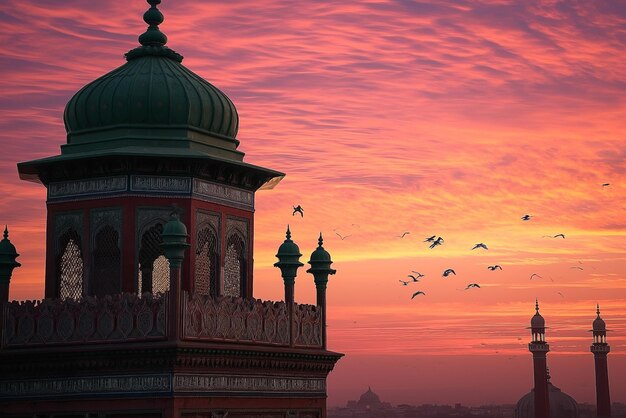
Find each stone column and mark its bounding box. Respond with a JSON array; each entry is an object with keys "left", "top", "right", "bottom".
[
  {"left": 161, "top": 213, "right": 190, "bottom": 342},
  {"left": 274, "top": 226, "right": 303, "bottom": 347},
  {"left": 307, "top": 233, "right": 336, "bottom": 349}
]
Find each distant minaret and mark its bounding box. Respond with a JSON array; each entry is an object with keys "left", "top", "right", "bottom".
[
  {"left": 529, "top": 299, "right": 550, "bottom": 418},
  {"left": 591, "top": 304, "right": 611, "bottom": 418}
]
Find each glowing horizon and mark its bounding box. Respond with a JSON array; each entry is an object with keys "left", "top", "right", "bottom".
[{"left": 1, "top": 0, "right": 625, "bottom": 408}]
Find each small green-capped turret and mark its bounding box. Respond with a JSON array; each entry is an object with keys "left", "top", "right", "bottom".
[
  {"left": 0, "top": 226, "right": 21, "bottom": 282},
  {"left": 307, "top": 233, "right": 336, "bottom": 286},
  {"left": 274, "top": 226, "right": 303, "bottom": 284}
]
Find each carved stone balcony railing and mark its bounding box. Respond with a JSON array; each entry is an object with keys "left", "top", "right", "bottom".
[
  {"left": 2, "top": 293, "right": 167, "bottom": 347},
  {"left": 182, "top": 292, "right": 322, "bottom": 348},
  {"left": 1, "top": 291, "right": 324, "bottom": 350}
]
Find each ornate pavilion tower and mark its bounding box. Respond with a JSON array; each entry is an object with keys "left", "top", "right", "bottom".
[
  {"left": 0, "top": 1, "right": 342, "bottom": 416},
  {"left": 529, "top": 300, "right": 551, "bottom": 418},
  {"left": 591, "top": 305, "right": 611, "bottom": 418}
]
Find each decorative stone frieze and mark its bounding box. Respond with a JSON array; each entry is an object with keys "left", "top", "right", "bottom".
[{"left": 48, "top": 176, "right": 127, "bottom": 200}]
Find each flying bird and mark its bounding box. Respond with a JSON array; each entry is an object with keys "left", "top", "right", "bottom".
[
  {"left": 292, "top": 205, "right": 304, "bottom": 217},
  {"left": 570, "top": 266, "right": 583, "bottom": 270},
  {"left": 442, "top": 268, "right": 456, "bottom": 277},
  {"left": 411, "top": 271, "right": 425, "bottom": 278},
  {"left": 399, "top": 280, "right": 410, "bottom": 286},
  {"left": 487, "top": 265, "right": 502, "bottom": 271},
  {"left": 429, "top": 237, "right": 444, "bottom": 249},
  {"left": 408, "top": 274, "right": 422, "bottom": 282},
  {"left": 465, "top": 283, "right": 481, "bottom": 289},
  {"left": 602, "top": 183, "right": 610, "bottom": 187},
  {"left": 471, "top": 243, "right": 488, "bottom": 250},
  {"left": 521, "top": 214, "right": 532, "bottom": 221},
  {"left": 397, "top": 232, "right": 410, "bottom": 238},
  {"left": 557, "top": 292, "right": 564, "bottom": 298},
  {"left": 411, "top": 291, "right": 426, "bottom": 299},
  {"left": 424, "top": 235, "right": 436, "bottom": 242},
  {"left": 335, "top": 232, "right": 351, "bottom": 240},
  {"left": 530, "top": 273, "right": 543, "bottom": 280},
  {"left": 543, "top": 233, "right": 566, "bottom": 238}
]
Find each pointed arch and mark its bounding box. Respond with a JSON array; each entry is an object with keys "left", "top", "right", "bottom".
[
  {"left": 223, "top": 230, "right": 246, "bottom": 297},
  {"left": 138, "top": 222, "right": 170, "bottom": 294},
  {"left": 195, "top": 224, "right": 219, "bottom": 296}
]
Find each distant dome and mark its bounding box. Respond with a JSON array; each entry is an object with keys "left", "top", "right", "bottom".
[
  {"left": 531, "top": 300, "right": 545, "bottom": 328},
  {"left": 515, "top": 382, "right": 579, "bottom": 418},
  {"left": 357, "top": 387, "right": 382, "bottom": 408},
  {"left": 531, "top": 312, "right": 545, "bottom": 328},
  {"left": 593, "top": 316, "right": 606, "bottom": 331},
  {"left": 593, "top": 305, "right": 606, "bottom": 331}
]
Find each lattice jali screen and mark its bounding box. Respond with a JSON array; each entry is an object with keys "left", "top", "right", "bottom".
[
  {"left": 195, "top": 226, "right": 218, "bottom": 296},
  {"left": 223, "top": 233, "right": 245, "bottom": 297},
  {"left": 58, "top": 229, "right": 84, "bottom": 300},
  {"left": 152, "top": 255, "right": 170, "bottom": 294},
  {"left": 138, "top": 223, "right": 169, "bottom": 294},
  {"left": 92, "top": 225, "right": 121, "bottom": 297}
]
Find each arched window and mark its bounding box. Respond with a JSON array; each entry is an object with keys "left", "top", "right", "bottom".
[
  {"left": 223, "top": 233, "right": 246, "bottom": 297},
  {"left": 138, "top": 223, "right": 169, "bottom": 294},
  {"left": 195, "top": 225, "right": 218, "bottom": 296},
  {"left": 58, "top": 228, "right": 84, "bottom": 300},
  {"left": 92, "top": 225, "right": 121, "bottom": 297}
]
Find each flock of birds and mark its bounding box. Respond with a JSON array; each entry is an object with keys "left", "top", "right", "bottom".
[{"left": 292, "top": 182, "right": 612, "bottom": 301}]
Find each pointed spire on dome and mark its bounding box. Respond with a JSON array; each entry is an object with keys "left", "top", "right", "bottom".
[
  {"left": 3, "top": 225, "right": 8, "bottom": 240},
  {"left": 139, "top": 0, "right": 167, "bottom": 47},
  {"left": 126, "top": 0, "right": 183, "bottom": 62},
  {"left": 597, "top": 303, "right": 601, "bottom": 317},
  {"left": 536, "top": 298, "right": 540, "bottom": 314}
]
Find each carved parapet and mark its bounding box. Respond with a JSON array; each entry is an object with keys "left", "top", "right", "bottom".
[
  {"left": 182, "top": 292, "right": 303, "bottom": 347},
  {"left": 293, "top": 303, "right": 322, "bottom": 348},
  {"left": 2, "top": 293, "right": 167, "bottom": 347}
]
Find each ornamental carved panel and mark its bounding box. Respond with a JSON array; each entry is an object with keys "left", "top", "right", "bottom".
[
  {"left": 182, "top": 292, "right": 289, "bottom": 346},
  {"left": 293, "top": 303, "right": 322, "bottom": 348},
  {"left": 4, "top": 293, "right": 167, "bottom": 347}
]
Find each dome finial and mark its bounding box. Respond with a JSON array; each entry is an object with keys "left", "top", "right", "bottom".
[
  {"left": 318, "top": 232, "right": 324, "bottom": 248},
  {"left": 138, "top": 0, "right": 168, "bottom": 47},
  {"left": 535, "top": 298, "right": 539, "bottom": 314},
  {"left": 286, "top": 225, "right": 292, "bottom": 241},
  {"left": 3, "top": 225, "right": 7, "bottom": 240},
  {"left": 597, "top": 303, "right": 601, "bottom": 317}
]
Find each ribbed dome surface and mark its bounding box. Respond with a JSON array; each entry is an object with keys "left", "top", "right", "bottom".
[
  {"left": 515, "top": 383, "right": 579, "bottom": 418},
  {"left": 64, "top": 54, "right": 238, "bottom": 139}
]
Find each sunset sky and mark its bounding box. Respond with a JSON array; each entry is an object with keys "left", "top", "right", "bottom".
[{"left": 1, "top": 0, "right": 625, "bottom": 407}]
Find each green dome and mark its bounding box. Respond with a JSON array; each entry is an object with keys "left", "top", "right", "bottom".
[
  {"left": 62, "top": 0, "right": 240, "bottom": 159},
  {"left": 63, "top": 54, "right": 239, "bottom": 139}
]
